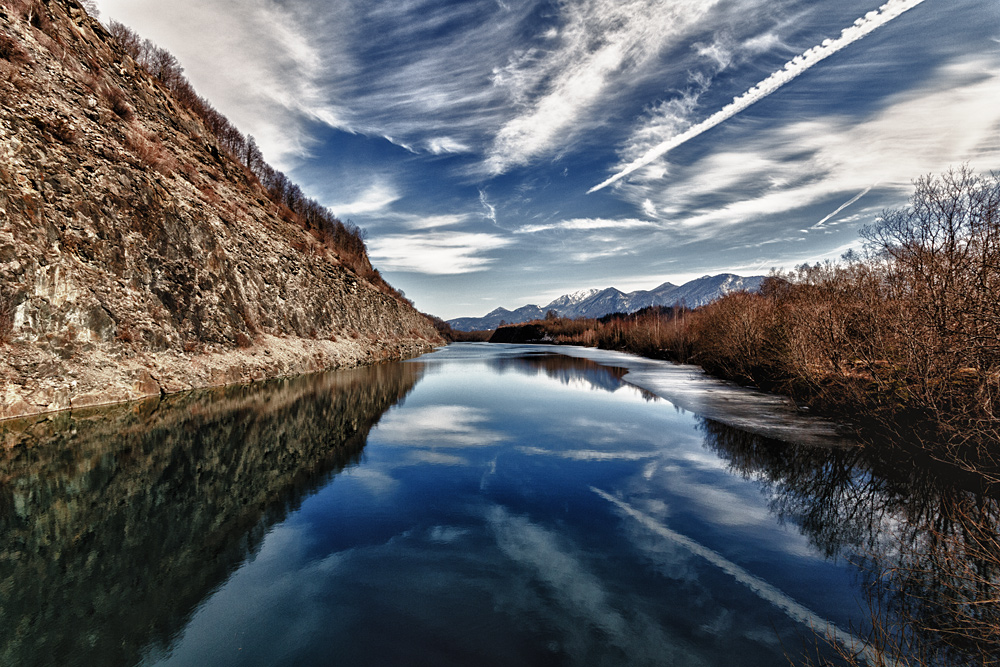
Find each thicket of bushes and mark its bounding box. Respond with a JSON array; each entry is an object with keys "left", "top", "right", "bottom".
[{"left": 501, "top": 167, "right": 1000, "bottom": 459}]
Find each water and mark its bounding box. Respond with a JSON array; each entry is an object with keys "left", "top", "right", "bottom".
[{"left": 1, "top": 343, "right": 996, "bottom": 666}]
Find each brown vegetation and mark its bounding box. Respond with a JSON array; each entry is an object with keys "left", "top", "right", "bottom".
[
  {"left": 496, "top": 167, "right": 1000, "bottom": 462},
  {"left": 100, "top": 19, "right": 390, "bottom": 291},
  {"left": 0, "top": 28, "right": 30, "bottom": 63},
  {"left": 123, "top": 125, "right": 176, "bottom": 174},
  {"left": 427, "top": 315, "right": 492, "bottom": 342},
  {"left": 0, "top": 289, "right": 15, "bottom": 344},
  {"left": 700, "top": 420, "right": 1000, "bottom": 667},
  {"left": 98, "top": 81, "right": 134, "bottom": 121}
]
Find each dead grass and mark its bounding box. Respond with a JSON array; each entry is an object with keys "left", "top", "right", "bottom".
[
  {"left": 98, "top": 81, "right": 133, "bottom": 121},
  {"left": 235, "top": 332, "right": 252, "bottom": 349},
  {"left": 0, "top": 290, "right": 17, "bottom": 344},
  {"left": 0, "top": 31, "right": 31, "bottom": 64},
  {"left": 124, "top": 125, "right": 176, "bottom": 175}
]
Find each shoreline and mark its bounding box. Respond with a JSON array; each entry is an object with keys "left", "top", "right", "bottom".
[
  {"left": 494, "top": 343, "right": 856, "bottom": 448},
  {"left": 0, "top": 333, "right": 440, "bottom": 424}
]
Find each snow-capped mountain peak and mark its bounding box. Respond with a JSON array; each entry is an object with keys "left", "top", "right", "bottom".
[{"left": 448, "top": 274, "right": 766, "bottom": 331}]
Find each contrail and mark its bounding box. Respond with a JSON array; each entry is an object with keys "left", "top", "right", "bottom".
[
  {"left": 591, "top": 487, "right": 890, "bottom": 665},
  {"left": 588, "top": 0, "right": 928, "bottom": 194},
  {"left": 810, "top": 185, "right": 875, "bottom": 230}
]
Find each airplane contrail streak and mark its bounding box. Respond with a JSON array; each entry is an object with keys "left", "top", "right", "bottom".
[
  {"left": 591, "top": 487, "right": 890, "bottom": 665},
  {"left": 588, "top": 0, "right": 928, "bottom": 194},
  {"left": 810, "top": 185, "right": 875, "bottom": 229}
]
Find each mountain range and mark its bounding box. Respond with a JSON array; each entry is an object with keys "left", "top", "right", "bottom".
[{"left": 448, "top": 274, "right": 766, "bottom": 331}]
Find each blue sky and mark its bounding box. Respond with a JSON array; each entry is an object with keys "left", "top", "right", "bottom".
[{"left": 95, "top": 0, "right": 1000, "bottom": 319}]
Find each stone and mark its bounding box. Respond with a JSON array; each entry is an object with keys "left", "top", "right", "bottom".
[{"left": 0, "top": 1, "right": 443, "bottom": 422}]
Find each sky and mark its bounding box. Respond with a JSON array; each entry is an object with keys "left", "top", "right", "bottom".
[{"left": 93, "top": 0, "right": 1000, "bottom": 319}]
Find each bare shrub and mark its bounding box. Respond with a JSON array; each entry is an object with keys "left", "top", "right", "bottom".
[
  {"left": 115, "top": 321, "right": 135, "bottom": 343},
  {"left": 0, "top": 31, "right": 30, "bottom": 64},
  {"left": 80, "top": 0, "right": 99, "bottom": 18},
  {"left": 690, "top": 291, "right": 784, "bottom": 386},
  {"left": 0, "top": 59, "right": 30, "bottom": 96},
  {"left": 106, "top": 19, "right": 142, "bottom": 61},
  {"left": 124, "top": 126, "right": 176, "bottom": 175},
  {"left": 196, "top": 182, "right": 223, "bottom": 207},
  {"left": 0, "top": 290, "right": 17, "bottom": 344},
  {"left": 98, "top": 81, "right": 133, "bottom": 121}
]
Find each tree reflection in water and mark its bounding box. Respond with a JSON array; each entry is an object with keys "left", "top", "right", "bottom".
[
  {"left": 0, "top": 363, "right": 421, "bottom": 667},
  {"left": 700, "top": 420, "right": 1000, "bottom": 666},
  {"left": 486, "top": 350, "right": 657, "bottom": 399}
]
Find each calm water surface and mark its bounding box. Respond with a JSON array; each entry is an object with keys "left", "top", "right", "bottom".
[{"left": 2, "top": 343, "right": 994, "bottom": 666}]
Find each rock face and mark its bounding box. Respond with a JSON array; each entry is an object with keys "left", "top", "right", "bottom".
[{"left": 0, "top": 0, "right": 442, "bottom": 419}]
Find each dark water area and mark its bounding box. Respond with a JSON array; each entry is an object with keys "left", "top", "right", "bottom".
[{"left": 1, "top": 344, "right": 997, "bottom": 666}]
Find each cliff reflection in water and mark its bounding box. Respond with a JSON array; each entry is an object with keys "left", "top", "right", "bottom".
[
  {"left": 700, "top": 420, "right": 1000, "bottom": 666},
  {"left": 0, "top": 362, "right": 422, "bottom": 667}
]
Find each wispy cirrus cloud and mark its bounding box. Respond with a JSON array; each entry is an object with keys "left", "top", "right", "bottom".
[
  {"left": 485, "top": 0, "right": 725, "bottom": 174},
  {"left": 308, "top": 0, "right": 532, "bottom": 155},
  {"left": 614, "top": 58, "right": 1000, "bottom": 242},
  {"left": 367, "top": 232, "right": 514, "bottom": 275},
  {"left": 590, "top": 0, "right": 930, "bottom": 192},
  {"left": 97, "top": 0, "right": 345, "bottom": 167},
  {"left": 326, "top": 182, "right": 401, "bottom": 217},
  {"left": 514, "top": 218, "right": 660, "bottom": 234}
]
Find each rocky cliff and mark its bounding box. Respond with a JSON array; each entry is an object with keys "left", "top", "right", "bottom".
[{"left": 0, "top": 0, "right": 442, "bottom": 420}]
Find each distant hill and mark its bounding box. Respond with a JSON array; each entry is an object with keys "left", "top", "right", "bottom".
[{"left": 448, "top": 274, "right": 766, "bottom": 331}]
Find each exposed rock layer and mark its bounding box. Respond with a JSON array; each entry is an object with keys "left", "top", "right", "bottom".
[{"left": 0, "top": 0, "right": 442, "bottom": 419}]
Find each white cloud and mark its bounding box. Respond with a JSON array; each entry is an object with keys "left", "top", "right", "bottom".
[
  {"left": 327, "top": 183, "right": 401, "bottom": 217},
  {"left": 426, "top": 137, "right": 472, "bottom": 154},
  {"left": 402, "top": 214, "right": 469, "bottom": 230},
  {"left": 515, "top": 217, "right": 660, "bottom": 234},
  {"left": 615, "top": 58, "right": 1000, "bottom": 242},
  {"left": 373, "top": 405, "right": 503, "bottom": 446},
  {"left": 367, "top": 232, "right": 514, "bottom": 274},
  {"left": 97, "top": 0, "right": 344, "bottom": 168},
  {"left": 486, "top": 0, "right": 724, "bottom": 174},
  {"left": 479, "top": 189, "right": 498, "bottom": 225},
  {"left": 590, "top": 0, "right": 930, "bottom": 192},
  {"left": 809, "top": 186, "right": 874, "bottom": 231}
]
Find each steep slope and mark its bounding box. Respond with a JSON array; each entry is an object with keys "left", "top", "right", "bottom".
[
  {"left": 448, "top": 274, "right": 765, "bottom": 330},
  {"left": 0, "top": 0, "right": 442, "bottom": 419}
]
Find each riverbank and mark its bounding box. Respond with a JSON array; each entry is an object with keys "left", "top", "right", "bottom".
[
  {"left": 0, "top": 333, "right": 438, "bottom": 422},
  {"left": 485, "top": 317, "right": 1000, "bottom": 480},
  {"left": 481, "top": 343, "right": 854, "bottom": 448}
]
